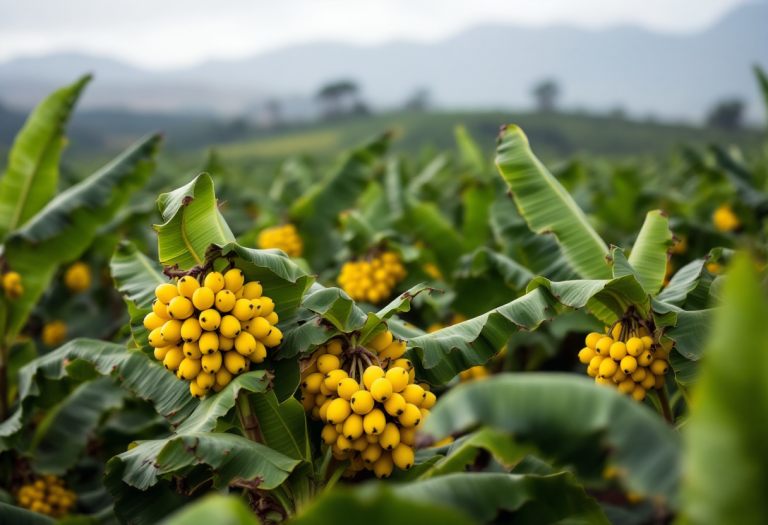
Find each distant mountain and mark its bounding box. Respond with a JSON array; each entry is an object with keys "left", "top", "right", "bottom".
[{"left": 1, "top": 2, "right": 766, "bottom": 122}]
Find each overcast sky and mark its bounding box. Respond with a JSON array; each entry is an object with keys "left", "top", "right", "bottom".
[{"left": 0, "top": 0, "right": 758, "bottom": 69}]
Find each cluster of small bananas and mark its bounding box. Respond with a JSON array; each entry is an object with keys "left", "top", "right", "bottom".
[
  {"left": 64, "top": 262, "right": 91, "bottom": 293},
  {"left": 257, "top": 224, "right": 303, "bottom": 257},
  {"left": 145, "top": 269, "right": 283, "bottom": 398},
  {"left": 2, "top": 271, "right": 23, "bottom": 300},
  {"left": 338, "top": 252, "right": 407, "bottom": 304},
  {"left": 299, "top": 331, "right": 436, "bottom": 478},
  {"left": 42, "top": 321, "right": 67, "bottom": 347},
  {"left": 578, "top": 322, "right": 670, "bottom": 402},
  {"left": 14, "top": 475, "right": 76, "bottom": 518}
]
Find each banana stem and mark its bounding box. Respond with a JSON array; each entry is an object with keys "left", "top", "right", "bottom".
[
  {"left": 236, "top": 393, "right": 262, "bottom": 443},
  {"left": 658, "top": 385, "right": 674, "bottom": 424}
]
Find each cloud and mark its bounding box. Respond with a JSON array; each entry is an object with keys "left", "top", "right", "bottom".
[{"left": 0, "top": 0, "right": 756, "bottom": 68}]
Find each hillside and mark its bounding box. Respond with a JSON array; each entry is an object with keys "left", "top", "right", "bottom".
[{"left": 0, "top": 2, "right": 766, "bottom": 121}]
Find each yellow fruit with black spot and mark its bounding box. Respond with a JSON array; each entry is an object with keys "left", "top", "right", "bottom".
[
  {"left": 197, "top": 371, "right": 215, "bottom": 390},
  {"left": 163, "top": 347, "right": 184, "bottom": 371},
  {"left": 391, "top": 358, "right": 413, "bottom": 371},
  {"left": 401, "top": 384, "right": 426, "bottom": 407},
  {"left": 585, "top": 332, "right": 604, "bottom": 350},
  {"left": 321, "top": 424, "right": 338, "bottom": 445},
  {"left": 620, "top": 355, "right": 638, "bottom": 375},
  {"left": 204, "top": 272, "right": 225, "bottom": 293},
  {"left": 245, "top": 317, "right": 271, "bottom": 339},
  {"left": 219, "top": 315, "right": 241, "bottom": 338},
  {"left": 149, "top": 327, "right": 165, "bottom": 348},
  {"left": 224, "top": 269, "right": 244, "bottom": 292},
  {"left": 161, "top": 319, "right": 183, "bottom": 343},
  {"left": 599, "top": 358, "right": 618, "bottom": 378},
  {"left": 326, "top": 339, "right": 343, "bottom": 356},
  {"left": 265, "top": 312, "right": 279, "bottom": 325},
  {"left": 178, "top": 358, "right": 202, "bottom": 380},
  {"left": 337, "top": 378, "right": 360, "bottom": 400},
  {"left": 364, "top": 408, "right": 386, "bottom": 434},
  {"left": 392, "top": 443, "right": 414, "bottom": 470},
  {"left": 242, "top": 281, "right": 263, "bottom": 300},
  {"left": 378, "top": 340, "right": 406, "bottom": 361},
  {"left": 168, "top": 296, "right": 194, "bottom": 319},
  {"left": 143, "top": 312, "right": 165, "bottom": 331},
  {"left": 351, "top": 390, "right": 375, "bottom": 415},
  {"left": 373, "top": 451, "right": 393, "bottom": 478},
  {"left": 327, "top": 398, "right": 352, "bottom": 425},
  {"left": 216, "top": 290, "right": 236, "bottom": 312},
  {"left": 630, "top": 367, "right": 646, "bottom": 383},
  {"left": 261, "top": 326, "right": 283, "bottom": 347},
  {"left": 192, "top": 286, "right": 215, "bottom": 310},
  {"left": 641, "top": 336, "right": 654, "bottom": 351},
  {"left": 317, "top": 354, "right": 341, "bottom": 375},
  {"left": 180, "top": 318, "right": 202, "bottom": 342},
  {"left": 578, "top": 347, "right": 596, "bottom": 364},
  {"left": 626, "top": 337, "right": 644, "bottom": 357},
  {"left": 398, "top": 403, "right": 422, "bottom": 427},
  {"left": 155, "top": 283, "right": 179, "bottom": 304},
  {"left": 386, "top": 367, "right": 409, "bottom": 393},
  {"left": 638, "top": 350, "right": 653, "bottom": 367},
  {"left": 182, "top": 341, "right": 202, "bottom": 359},
  {"left": 153, "top": 299, "right": 171, "bottom": 320},
  {"left": 343, "top": 413, "right": 364, "bottom": 440},
  {"left": 201, "top": 351, "right": 222, "bottom": 373},
  {"left": 610, "top": 342, "right": 627, "bottom": 361},
  {"left": 324, "top": 369, "right": 348, "bottom": 391},
  {"left": 224, "top": 351, "right": 247, "bottom": 374},
  {"left": 378, "top": 422, "right": 399, "bottom": 450},
  {"left": 190, "top": 381, "right": 206, "bottom": 398},
  {"left": 234, "top": 332, "right": 256, "bottom": 356},
  {"left": 199, "top": 309, "right": 221, "bottom": 331},
  {"left": 199, "top": 331, "right": 220, "bottom": 354},
  {"left": 590, "top": 355, "right": 605, "bottom": 370},
  {"left": 154, "top": 345, "right": 171, "bottom": 360},
  {"left": 650, "top": 359, "right": 669, "bottom": 376},
  {"left": 258, "top": 296, "right": 275, "bottom": 317},
  {"left": 641, "top": 372, "right": 657, "bottom": 391},
  {"left": 618, "top": 378, "right": 636, "bottom": 394},
  {"left": 612, "top": 369, "right": 627, "bottom": 383},
  {"left": 232, "top": 298, "right": 256, "bottom": 321},
  {"left": 249, "top": 341, "right": 267, "bottom": 363},
  {"left": 177, "top": 276, "right": 199, "bottom": 298},
  {"left": 302, "top": 372, "right": 324, "bottom": 394},
  {"left": 363, "top": 366, "right": 386, "bottom": 389},
  {"left": 596, "top": 337, "right": 614, "bottom": 356},
  {"left": 422, "top": 391, "right": 436, "bottom": 409},
  {"left": 371, "top": 377, "right": 393, "bottom": 402},
  {"left": 362, "top": 443, "right": 383, "bottom": 463}
]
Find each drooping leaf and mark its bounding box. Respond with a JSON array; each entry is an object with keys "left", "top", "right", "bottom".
[
  {"left": 657, "top": 248, "right": 725, "bottom": 309},
  {"left": 0, "top": 502, "right": 56, "bottom": 524},
  {"left": 454, "top": 125, "right": 486, "bottom": 175},
  {"left": 399, "top": 201, "right": 464, "bottom": 280},
  {"left": 250, "top": 390, "right": 311, "bottom": 462},
  {"left": 421, "top": 374, "right": 682, "bottom": 507},
  {"left": 3, "top": 133, "right": 161, "bottom": 339},
  {"left": 627, "top": 210, "right": 674, "bottom": 296},
  {"left": 155, "top": 172, "right": 235, "bottom": 269},
  {"left": 0, "top": 339, "right": 197, "bottom": 451},
  {"left": 407, "top": 275, "right": 649, "bottom": 385},
  {"left": 29, "top": 376, "right": 126, "bottom": 474},
  {"left": 0, "top": 76, "right": 90, "bottom": 241},
  {"left": 682, "top": 254, "right": 768, "bottom": 525},
  {"left": 108, "top": 371, "right": 299, "bottom": 491},
  {"left": 158, "top": 494, "right": 259, "bottom": 525},
  {"left": 111, "top": 240, "right": 166, "bottom": 310},
  {"left": 455, "top": 247, "right": 535, "bottom": 292},
  {"left": 495, "top": 125, "right": 611, "bottom": 280},
  {"left": 650, "top": 298, "right": 715, "bottom": 360}
]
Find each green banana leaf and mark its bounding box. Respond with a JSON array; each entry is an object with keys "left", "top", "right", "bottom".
[
  {"left": 3, "top": 133, "right": 161, "bottom": 339},
  {"left": 398, "top": 201, "right": 464, "bottom": 280},
  {"left": 455, "top": 125, "right": 486, "bottom": 176},
  {"left": 0, "top": 339, "right": 196, "bottom": 451},
  {"left": 29, "top": 376, "right": 126, "bottom": 474},
  {"left": 682, "top": 254, "right": 768, "bottom": 525},
  {"left": 421, "top": 374, "right": 681, "bottom": 507},
  {"left": 627, "top": 210, "right": 674, "bottom": 296},
  {"left": 105, "top": 371, "right": 298, "bottom": 492},
  {"left": 250, "top": 390, "right": 311, "bottom": 463},
  {"left": 461, "top": 185, "right": 494, "bottom": 252},
  {"left": 155, "top": 172, "right": 235, "bottom": 270},
  {"left": 158, "top": 494, "right": 259, "bottom": 525},
  {"left": 0, "top": 503, "right": 55, "bottom": 524},
  {"left": 0, "top": 76, "right": 90, "bottom": 241},
  {"left": 406, "top": 274, "right": 649, "bottom": 385},
  {"left": 495, "top": 125, "right": 611, "bottom": 280}
]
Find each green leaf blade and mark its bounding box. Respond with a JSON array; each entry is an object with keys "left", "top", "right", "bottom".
[{"left": 627, "top": 210, "right": 674, "bottom": 296}]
